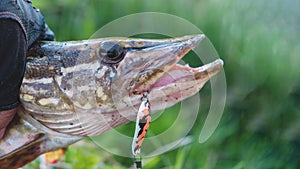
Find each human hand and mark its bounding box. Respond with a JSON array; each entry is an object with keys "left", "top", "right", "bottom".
[{"left": 0, "top": 108, "right": 17, "bottom": 139}]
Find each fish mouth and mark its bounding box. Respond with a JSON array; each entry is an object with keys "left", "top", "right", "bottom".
[
  {"left": 151, "top": 59, "right": 223, "bottom": 90},
  {"left": 118, "top": 34, "right": 223, "bottom": 107},
  {"left": 149, "top": 58, "right": 223, "bottom": 111}
]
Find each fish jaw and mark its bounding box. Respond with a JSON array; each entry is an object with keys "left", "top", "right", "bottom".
[
  {"left": 115, "top": 34, "right": 206, "bottom": 95},
  {"left": 111, "top": 35, "right": 223, "bottom": 116},
  {"left": 149, "top": 59, "right": 223, "bottom": 111}
]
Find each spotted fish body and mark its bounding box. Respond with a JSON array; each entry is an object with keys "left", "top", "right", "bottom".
[
  {"left": 21, "top": 40, "right": 120, "bottom": 136},
  {"left": 0, "top": 35, "right": 223, "bottom": 168}
]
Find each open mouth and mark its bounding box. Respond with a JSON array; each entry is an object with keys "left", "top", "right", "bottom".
[
  {"left": 125, "top": 34, "right": 223, "bottom": 96},
  {"left": 152, "top": 59, "right": 224, "bottom": 89},
  {"left": 144, "top": 59, "right": 224, "bottom": 110}
]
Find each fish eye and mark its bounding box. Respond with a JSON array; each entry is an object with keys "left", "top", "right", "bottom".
[{"left": 99, "top": 42, "right": 126, "bottom": 65}]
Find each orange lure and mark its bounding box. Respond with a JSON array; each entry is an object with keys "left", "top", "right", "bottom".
[
  {"left": 44, "top": 148, "right": 66, "bottom": 164},
  {"left": 132, "top": 93, "right": 151, "bottom": 168}
]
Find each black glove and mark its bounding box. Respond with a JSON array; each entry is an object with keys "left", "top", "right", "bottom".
[{"left": 0, "top": 0, "right": 55, "bottom": 110}]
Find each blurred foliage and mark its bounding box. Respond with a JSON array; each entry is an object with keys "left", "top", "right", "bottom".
[{"left": 25, "top": 0, "right": 300, "bottom": 168}]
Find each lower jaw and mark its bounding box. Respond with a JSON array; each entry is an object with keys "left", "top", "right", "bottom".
[{"left": 148, "top": 78, "right": 209, "bottom": 112}]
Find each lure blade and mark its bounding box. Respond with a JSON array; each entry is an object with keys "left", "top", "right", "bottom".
[
  {"left": 132, "top": 95, "right": 151, "bottom": 157},
  {"left": 45, "top": 148, "right": 66, "bottom": 164}
]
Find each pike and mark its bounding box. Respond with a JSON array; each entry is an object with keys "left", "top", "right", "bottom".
[{"left": 0, "top": 34, "right": 223, "bottom": 168}]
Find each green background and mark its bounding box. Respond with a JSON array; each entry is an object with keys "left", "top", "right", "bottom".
[{"left": 24, "top": 0, "right": 299, "bottom": 168}]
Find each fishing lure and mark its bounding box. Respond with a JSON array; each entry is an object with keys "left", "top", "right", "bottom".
[
  {"left": 39, "top": 148, "right": 66, "bottom": 168},
  {"left": 132, "top": 93, "right": 151, "bottom": 169}
]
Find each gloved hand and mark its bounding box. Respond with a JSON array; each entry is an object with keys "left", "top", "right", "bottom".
[{"left": 0, "top": 0, "right": 54, "bottom": 139}]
